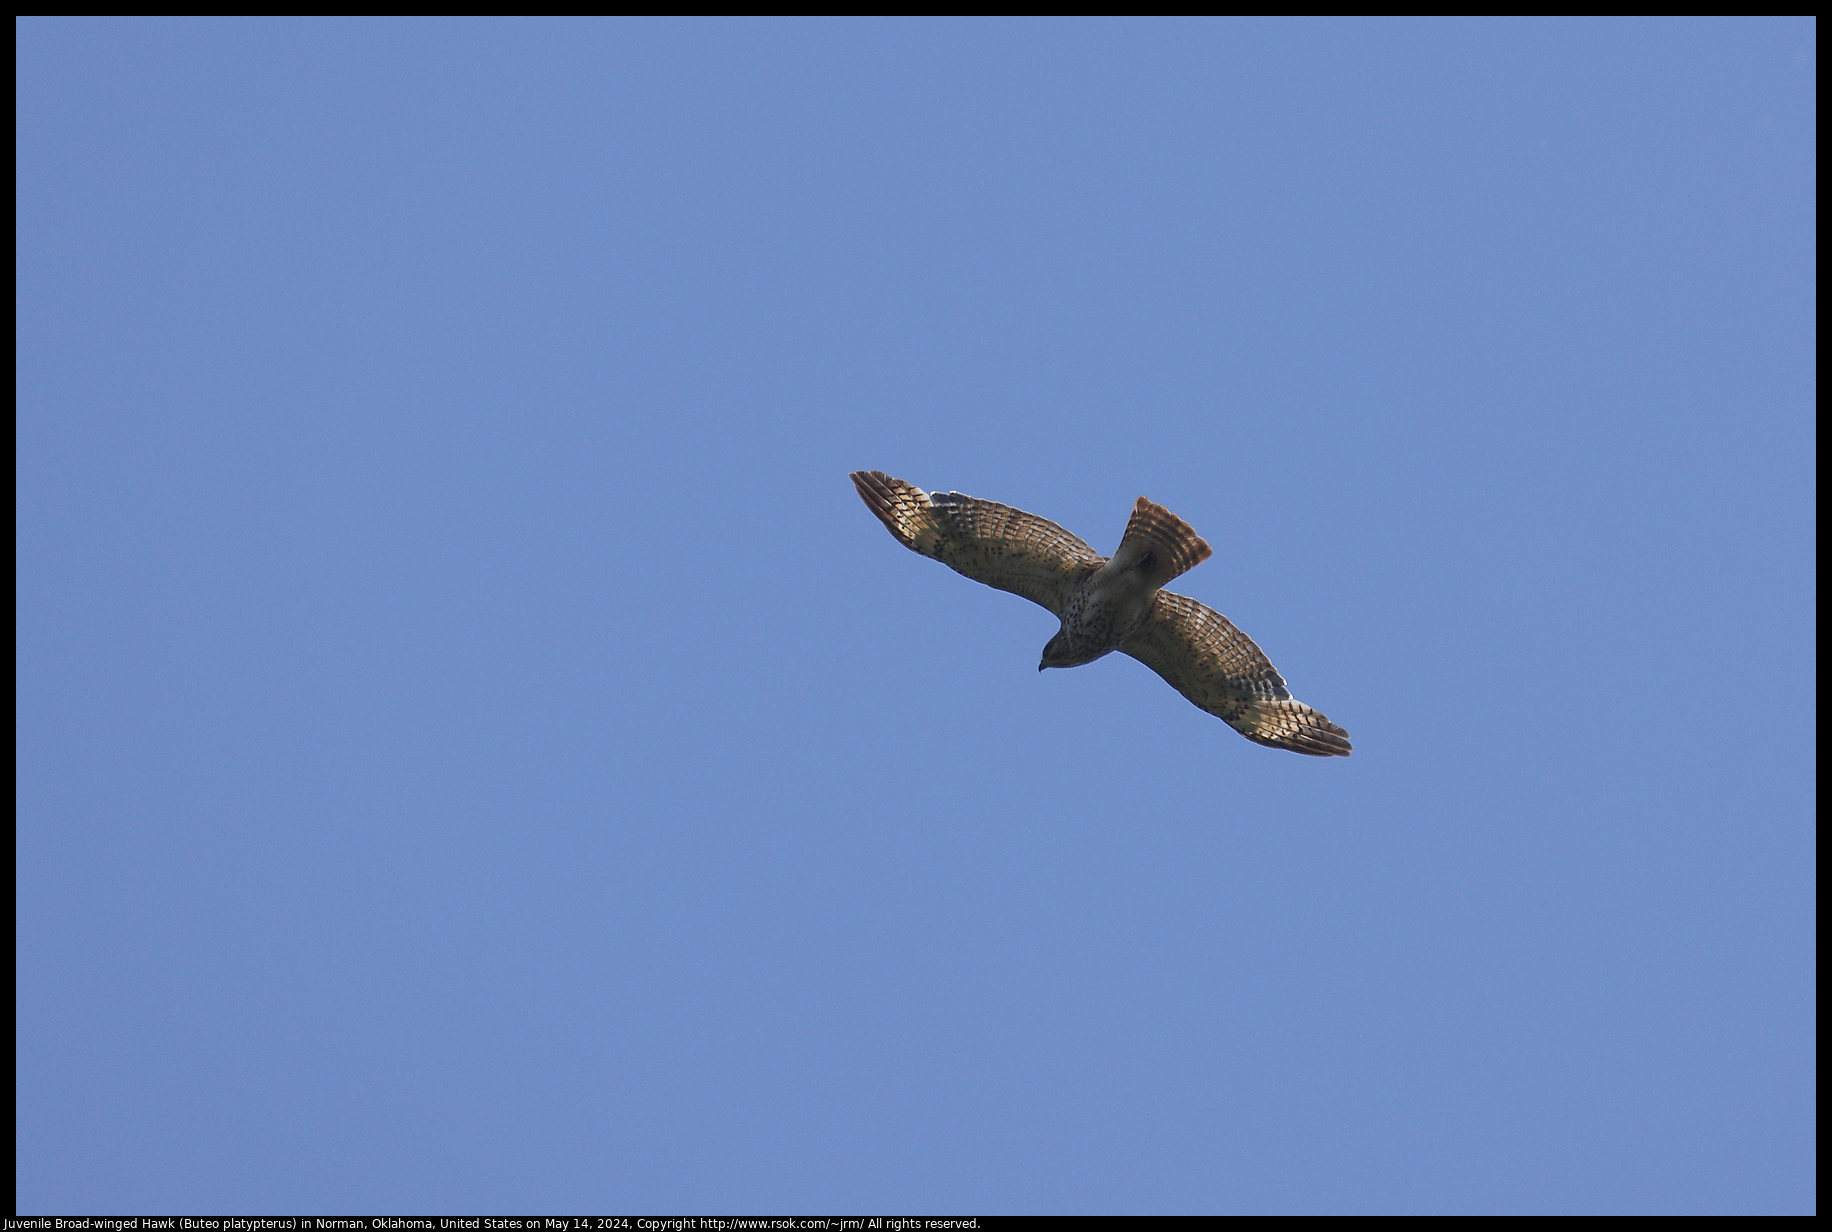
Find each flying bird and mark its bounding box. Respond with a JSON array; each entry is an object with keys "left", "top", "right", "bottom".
[{"left": 850, "top": 471, "right": 1351, "bottom": 756}]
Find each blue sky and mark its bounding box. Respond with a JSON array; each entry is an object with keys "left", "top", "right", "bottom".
[{"left": 16, "top": 17, "right": 1815, "bottom": 1215}]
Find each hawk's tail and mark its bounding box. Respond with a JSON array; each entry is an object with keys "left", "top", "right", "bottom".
[{"left": 1114, "top": 497, "right": 1212, "bottom": 588}]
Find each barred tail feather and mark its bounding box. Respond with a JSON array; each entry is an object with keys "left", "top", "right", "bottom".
[{"left": 1113, "top": 497, "right": 1212, "bottom": 587}]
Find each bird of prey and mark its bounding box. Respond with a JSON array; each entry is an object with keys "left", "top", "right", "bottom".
[{"left": 850, "top": 471, "right": 1351, "bottom": 756}]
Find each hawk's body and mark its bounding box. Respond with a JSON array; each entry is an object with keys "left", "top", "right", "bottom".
[{"left": 850, "top": 471, "right": 1351, "bottom": 756}]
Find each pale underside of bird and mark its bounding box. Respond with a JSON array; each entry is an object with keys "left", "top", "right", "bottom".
[{"left": 850, "top": 471, "right": 1352, "bottom": 756}]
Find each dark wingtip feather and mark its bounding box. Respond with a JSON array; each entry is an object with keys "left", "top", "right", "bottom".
[
  {"left": 850, "top": 470, "right": 926, "bottom": 548},
  {"left": 1241, "top": 712, "right": 1353, "bottom": 757}
]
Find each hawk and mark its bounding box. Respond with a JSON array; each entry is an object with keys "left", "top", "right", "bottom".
[{"left": 850, "top": 471, "right": 1352, "bottom": 756}]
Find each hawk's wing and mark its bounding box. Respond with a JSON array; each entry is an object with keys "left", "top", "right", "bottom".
[
  {"left": 1122, "top": 590, "right": 1352, "bottom": 756},
  {"left": 851, "top": 471, "right": 1103, "bottom": 616}
]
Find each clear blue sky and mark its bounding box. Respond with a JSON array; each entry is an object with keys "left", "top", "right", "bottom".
[{"left": 17, "top": 17, "right": 1815, "bottom": 1215}]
